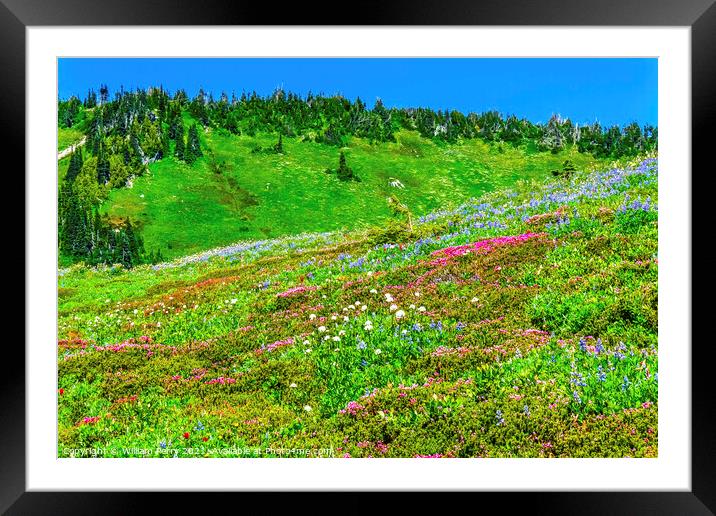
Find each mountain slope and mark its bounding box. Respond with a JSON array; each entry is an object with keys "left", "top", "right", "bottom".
[
  {"left": 82, "top": 124, "right": 601, "bottom": 259},
  {"left": 57, "top": 155, "right": 658, "bottom": 458}
]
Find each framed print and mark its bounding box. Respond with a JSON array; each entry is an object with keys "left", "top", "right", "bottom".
[{"left": 5, "top": 0, "right": 714, "bottom": 513}]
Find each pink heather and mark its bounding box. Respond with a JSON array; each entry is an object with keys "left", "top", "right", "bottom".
[
  {"left": 92, "top": 338, "right": 176, "bottom": 355},
  {"left": 431, "top": 346, "right": 472, "bottom": 358},
  {"left": 205, "top": 376, "right": 238, "bottom": 385},
  {"left": 255, "top": 337, "right": 295, "bottom": 355},
  {"left": 276, "top": 285, "right": 317, "bottom": 298},
  {"left": 430, "top": 232, "right": 546, "bottom": 265},
  {"left": 339, "top": 400, "right": 366, "bottom": 416}
]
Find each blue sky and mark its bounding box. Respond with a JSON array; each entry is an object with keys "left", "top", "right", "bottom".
[{"left": 58, "top": 58, "right": 657, "bottom": 127}]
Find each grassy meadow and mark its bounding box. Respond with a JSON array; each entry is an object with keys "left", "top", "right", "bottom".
[
  {"left": 57, "top": 153, "right": 658, "bottom": 458},
  {"left": 72, "top": 122, "right": 601, "bottom": 259}
]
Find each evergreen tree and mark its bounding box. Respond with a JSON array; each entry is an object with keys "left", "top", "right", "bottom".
[
  {"left": 99, "top": 84, "right": 109, "bottom": 105},
  {"left": 273, "top": 134, "right": 284, "bottom": 154},
  {"left": 59, "top": 184, "right": 92, "bottom": 259},
  {"left": 96, "top": 152, "right": 111, "bottom": 184},
  {"left": 84, "top": 89, "right": 97, "bottom": 109},
  {"left": 160, "top": 129, "right": 170, "bottom": 158},
  {"left": 120, "top": 221, "right": 134, "bottom": 268},
  {"left": 336, "top": 151, "right": 358, "bottom": 182},
  {"left": 174, "top": 124, "right": 186, "bottom": 161},
  {"left": 65, "top": 149, "right": 84, "bottom": 183},
  {"left": 185, "top": 124, "right": 202, "bottom": 164}
]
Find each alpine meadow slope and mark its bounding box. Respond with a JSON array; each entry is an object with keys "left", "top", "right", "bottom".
[
  {"left": 57, "top": 85, "right": 658, "bottom": 458},
  {"left": 57, "top": 151, "right": 658, "bottom": 457}
]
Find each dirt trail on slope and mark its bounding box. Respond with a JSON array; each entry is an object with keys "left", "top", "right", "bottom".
[{"left": 57, "top": 136, "right": 87, "bottom": 160}]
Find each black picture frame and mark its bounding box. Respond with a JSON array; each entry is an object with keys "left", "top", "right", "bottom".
[{"left": 5, "top": 1, "right": 713, "bottom": 513}]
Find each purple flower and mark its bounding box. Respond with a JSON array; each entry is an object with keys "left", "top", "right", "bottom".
[{"left": 595, "top": 339, "right": 604, "bottom": 354}]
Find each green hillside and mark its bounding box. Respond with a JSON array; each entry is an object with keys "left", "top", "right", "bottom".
[
  {"left": 70, "top": 124, "right": 600, "bottom": 259},
  {"left": 58, "top": 87, "right": 655, "bottom": 268}
]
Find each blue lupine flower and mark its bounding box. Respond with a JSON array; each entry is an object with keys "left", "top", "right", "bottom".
[
  {"left": 523, "top": 405, "right": 530, "bottom": 416},
  {"left": 356, "top": 340, "right": 367, "bottom": 350},
  {"left": 597, "top": 365, "right": 607, "bottom": 382},
  {"left": 495, "top": 410, "right": 505, "bottom": 426},
  {"left": 621, "top": 376, "right": 631, "bottom": 391},
  {"left": 614, "top": 341, "right": 627, "bottom": 360},
  {"left": 573, "top": 391, "right": 582, "bottom": 404},
  {"left": 570, "top": 370, "right": 587, "bottom": 387},
  {"left": 595, "top": 339, "right": 604, "bottom": 354}
]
